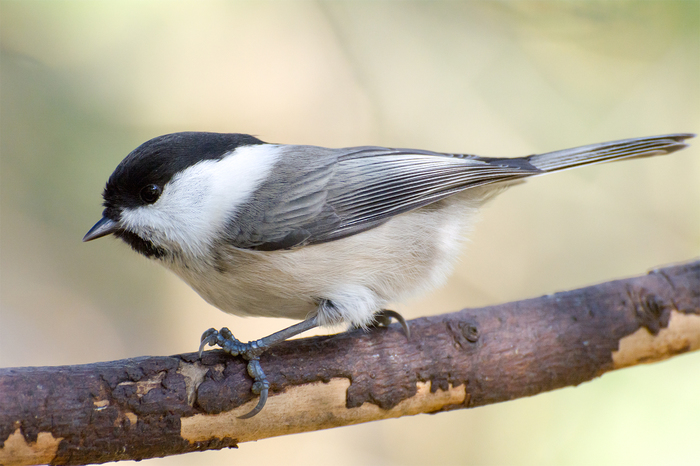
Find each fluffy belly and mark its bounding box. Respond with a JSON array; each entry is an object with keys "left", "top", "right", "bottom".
[{"left": 169, "top": 190, "right": 490, "bottom": 327}]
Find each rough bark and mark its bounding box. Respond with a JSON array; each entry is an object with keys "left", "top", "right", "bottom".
[{"left": 1, "top": 261, "right": 699, "bottom": 466}]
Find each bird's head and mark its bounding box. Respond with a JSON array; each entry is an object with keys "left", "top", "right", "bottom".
[{"left": 83, "top": 132, "right": 268, "bottom": 260}]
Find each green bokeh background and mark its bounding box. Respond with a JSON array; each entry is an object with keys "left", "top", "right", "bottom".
[{"left": 1, "top": 1, "right": 699, "bottom": 465}]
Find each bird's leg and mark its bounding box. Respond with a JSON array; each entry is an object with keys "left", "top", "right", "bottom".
[
  {"left": 367, "top": 309, "right": 411, "bottom": 338},
  {"left": 199, "top": 315, "right": 320, "bottom": 419},
  {"left": 198, "top": 304, "right": 409, "bottom": 418}
]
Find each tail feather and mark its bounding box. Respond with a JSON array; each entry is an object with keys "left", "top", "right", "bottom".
[{"left": 525, "top": 133, "right": 695, "bottom": 173}]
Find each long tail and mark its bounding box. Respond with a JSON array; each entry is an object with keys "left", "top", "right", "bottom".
[{"left": 524, "top": 133, "right": 694, "bottom": 173}]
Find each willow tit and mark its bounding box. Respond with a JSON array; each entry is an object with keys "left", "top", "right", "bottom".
[{"left": 84, "top": 132, "right": 694, "bottom": 417}]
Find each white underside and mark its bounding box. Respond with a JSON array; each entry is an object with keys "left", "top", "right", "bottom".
[{"left": 166, "top": 186, "right": 502, "bottom": 328}]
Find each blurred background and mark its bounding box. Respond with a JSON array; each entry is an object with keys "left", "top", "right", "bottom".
[{"left": 1, "top": 1, "right": 699, "bottom": 465}]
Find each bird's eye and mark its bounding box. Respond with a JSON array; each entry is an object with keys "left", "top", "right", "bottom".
[{"left": 140, "top": 184, "right": 162, "bottom": 204}]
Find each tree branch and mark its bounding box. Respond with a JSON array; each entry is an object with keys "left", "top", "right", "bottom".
[{"left": 1, "top": 261, "right": 699, "bottom": 466}]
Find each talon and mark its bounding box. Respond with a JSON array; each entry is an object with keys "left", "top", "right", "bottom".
[
  {"left": 238, "top": 387, "right": 268, "bottom": 419},
  {"left": 200, "top": 327, "right": 218, "bottom": 342},
  {"left": 198, "top": 328, "right": 219, "bottom": 357},
  {"left": 375, "top": 310, "right": 411, "bottom": 339},
  {"left": 239, "top": 359, "right": 270, "bottom": 418}
]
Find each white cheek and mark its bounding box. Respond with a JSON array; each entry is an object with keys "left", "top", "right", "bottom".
[{"left": 120, "top": 144, "right": 282, "bottom": 257}]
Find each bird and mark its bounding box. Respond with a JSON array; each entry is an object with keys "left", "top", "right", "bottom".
[{"left": 84, "top": 131, "right": 694, "bottom": 417}]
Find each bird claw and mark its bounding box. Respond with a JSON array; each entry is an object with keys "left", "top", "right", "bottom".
[
  {"left": 198, "top": 327, "right": 272, "bottom": 418},
  {"left": 197, "top": 316, "right": 320, "bottom": 418},
  {"left": 198, "top": 327, "right": 219, "bottom": 357},
  {"left": 197, "top": 311, "right": 405, "bottom": 418},
  {"left": 239, "top": 383, "right": 268, "bottom": 419},
  {"left": 238, "top": 359, "right": 270, "bottom": 419},
  {"left": 373, "top": 309, "right": 411, "bottom": 339}
]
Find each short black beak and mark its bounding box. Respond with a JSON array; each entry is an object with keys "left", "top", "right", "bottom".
[{"left": 83, "top": 217, "right": 119, "bottom": 242}]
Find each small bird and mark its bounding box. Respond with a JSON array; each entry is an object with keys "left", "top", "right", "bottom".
[{"left": 84, "top": 132, "right": 694, "bottom": 417}]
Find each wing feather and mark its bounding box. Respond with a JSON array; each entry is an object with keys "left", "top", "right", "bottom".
[
  {"left": 227, "top": 146, "right": 539, "bottom": 249},
  {"left": 225, "top": 134, "right": 693, "bottom": 250}
]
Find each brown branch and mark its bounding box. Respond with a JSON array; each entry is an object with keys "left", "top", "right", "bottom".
[{"left": 1, "top": 261, "right": 699, "bottom": 466}]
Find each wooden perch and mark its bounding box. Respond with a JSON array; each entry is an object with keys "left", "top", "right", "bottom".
[{"left": 1, "top": 261, "right": 699, "bottom": 466}]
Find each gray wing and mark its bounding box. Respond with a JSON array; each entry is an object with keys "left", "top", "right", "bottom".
[
  {"left": 315, "top": 147, "right": 541, "bottom": 243},
  {"left": 226, "top": 144, "right": 539, "bottom": 250},
  {"left": 226, "top": 133, "right": 693, "bottom": 250}
]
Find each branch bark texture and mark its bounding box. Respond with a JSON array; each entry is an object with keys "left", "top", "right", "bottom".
[{"left": 1, "top": 261, "right": 699, "bottom": 465}]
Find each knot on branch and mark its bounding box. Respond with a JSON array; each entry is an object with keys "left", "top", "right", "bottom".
[{"left": 628, "top": 287, "right": 672, "bottom": 335}]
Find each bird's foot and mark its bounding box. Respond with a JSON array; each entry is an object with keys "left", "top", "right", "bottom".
[
  {"left": 198, "top": 316, "right": 319, "bottom": 418},
  {"left": 199, "top": 327, "right": 269, "bottom": 418}
]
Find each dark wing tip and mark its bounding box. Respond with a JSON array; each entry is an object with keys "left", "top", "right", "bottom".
[
  {"left": 657, "top": 133, "right": 695, "bottom": 155},
  {"left": 668, "top": 133, "right": 696, "bottom": 141}
]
